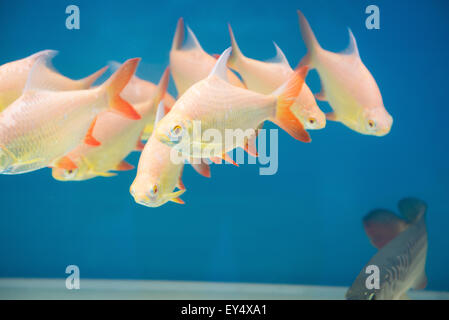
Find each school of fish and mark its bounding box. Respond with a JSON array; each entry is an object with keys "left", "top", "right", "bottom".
[{"left": 0, "top": 11, "right": 408, "bottom": 299}]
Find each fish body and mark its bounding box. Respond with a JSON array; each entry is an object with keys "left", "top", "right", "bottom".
[
  {"left": 0, "top": 50, "right": 106, "bottom": 112},
  {"left": 130, "top": 103, "right": 210, "bottom": 207},
  {"left": 52, "top": 68, "right": 170, "bottom": 181},
  {"left": 297, "top": 10, "right": 392, "bottom": 136},
  {"left": 227, "top": 25, "right": 325, "bottom": 130},
  {"left": 156, "top": 48, "right": 310, "bottom": 160},
  {"left": 0, "top": 58, "right": 140, "bottom": 174},
  {"left": 170, "top": 18, "right": 245, "bottom": 97},
  {"left": 346, "top": 198, "right": 428, "bottom": 300}
]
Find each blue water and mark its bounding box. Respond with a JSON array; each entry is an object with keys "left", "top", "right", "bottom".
[{"left": 1, "top": 0, "right": 448, "bottom": 292}]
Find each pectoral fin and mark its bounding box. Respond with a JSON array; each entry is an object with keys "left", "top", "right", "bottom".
[
  {"left": 115, "top": 160, "right": 134, "bottom": 171},
  {"left": 169, "top": 189, "right": 186, "bottom": 204},
  {"left": 326, "top": 112, "right": 338, "bottom": 121}
]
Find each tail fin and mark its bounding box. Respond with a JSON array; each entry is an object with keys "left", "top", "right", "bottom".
[
  {"left": 227, "top": 24, "right": 245, "bottom": 69},
  {"left": 79, "top": 66, "right": 108, "bottom": 88},
  {"left": 171, "top": 18, "right": 185, "bottom": 51},
  {"left": 297, "top": 10, "right": 321, "bottom": 67},
  {"left": 271, "top": 66, "right": 311, "bottom": 142},
  {"left": 102, "top": 58, "right": 141, "bottom": 120}
]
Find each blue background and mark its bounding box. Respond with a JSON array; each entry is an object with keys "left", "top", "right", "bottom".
[{"left": 1, "top": 0, "right": 448, "bottom": 291}]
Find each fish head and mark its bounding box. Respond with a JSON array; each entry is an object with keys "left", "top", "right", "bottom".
[
  {"left": 0, "top": 146, "right": 14, "bottom": 173},
  {"left": 51, "top": 160, "right": 90, "bottom": 181},
  {"left": 130, "top": 173, "right": 185, "bottom": 208},
  {"left": 360, "top": 107, "right": 393, "bottom": 136},
  {"left": 291, "top": 85, "right": 326, "bottom": 130},
  {"left": 155, "top": 114, "right": 192, "bottom": 149},
  {"left": 292, "top": 101, "right": 326, "bottom": 130}
]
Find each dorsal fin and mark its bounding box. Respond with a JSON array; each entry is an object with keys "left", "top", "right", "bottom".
[
  {"left": 208, "top": 47, "right": 232, "bottom": 82},
  {"left": 108, "top": 60, "right": 121, "bottom": 73},
  {"left": 267, "top": 42, "right": 291, "bottom": 67},
  {"left": 154, "top": 101, "right": 166, "bottom": 125},
  {"left": 171, "top": 17, "right": 185, "bottom": 51},
  {"left": 182, "top": 25, "right": 203, "bottom": 51},
  {"left": 398, "top": 197, "right": 427, "bottom": 224},
  {"left": 23, "top": 50, "right": 59, "bottom": 92},
  {"left": 341, "top": 28, "right": 360, "bottom": 58},
  {"left": 363, "top": 209, "right": 409, "bottom": 249}
]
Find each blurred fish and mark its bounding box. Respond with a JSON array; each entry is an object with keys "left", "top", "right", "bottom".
[
  {"left": 0, "top": 57, "right": 141, "bottom": 175},
  {"left": 346, "top": 198, "right": 428, "bottom": 300},
  {"left": 130, "top": 102, "right": 210, "bottom": 207},
  {"left": 0, "top": 50, "right": 107, "bottom": 112},
  {"left": 52, "top": 68, "right": 170, "bottom": 181},
  {"left": 170, "top": 17, "right": 245, "bottom": 96},
  {"left": 155, "top": 48, "right": 310, "bottom": 162},
  {"left": 108, "top": 61, "right": 176, "bottom": 139},
  {"left": 227, "top": 25, "right": 325, "bottom": 130},
  {"left": 297, "top": 10, "right": 393, "bottom": 136}
]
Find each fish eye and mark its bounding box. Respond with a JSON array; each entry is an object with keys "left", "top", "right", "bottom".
[
  {"left": 150, "top": 184, "right": 158, "bottom": 195},
  {"left": 308, "top": 117, "right": 316, "bottom": 125},
  {"left": 171, "top": 125, "right": 183, "bottom": 137},
  {"left": 367, "top": 119, "right": 376, "bottom": 130},
  {"left": 64, "top": 168, "right": 78, "bottom": 179}
]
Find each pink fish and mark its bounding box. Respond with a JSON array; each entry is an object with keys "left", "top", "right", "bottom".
[{"left": 170, "top": 18, "right": 246, "bottom": 96}]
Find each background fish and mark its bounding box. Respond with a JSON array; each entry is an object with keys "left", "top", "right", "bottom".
[
  {"left": 156, "top": 48, "right": 310, "bottom": 161},
  {"left": 52, "top": 68, "right": 170, "bottom": 181},
  {"left": 0, "top": 57, "right": 140, "bottom": 174},
  {"left": 170, "top": 17, "right": 245, "bottom": 97},
  {"left": 228, "top": 24, "right": 325, "bottom": 130},
  {"left": 346, "top": 198, "right": 428, "bottom": 300},
  {"left": 0, "top": 50, "right": 107, "bottom": 112},
  {"left": 108, "top": 61, "right": 176, "bottom": 139},
  {"left": 130, "top": 103, "right": 210, "bottom": 207},
  {"left": 297, "top": 10, "right": 392, "bottom": 136}
]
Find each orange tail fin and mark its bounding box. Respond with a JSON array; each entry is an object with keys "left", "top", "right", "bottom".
[
  {"left": 104, "top": 58, "right": 141, "bottom": 120},
  {"left": 272, "top": 66, "right": 311, "bottom": 143}
]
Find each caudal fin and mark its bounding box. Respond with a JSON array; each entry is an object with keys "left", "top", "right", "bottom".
[
  {"left": 102, "top": 58, "right": 141, "bottom": 120},
  {"left": 297, "top": 10, "right": 321, "bottom": 67},
  {"left": 79, "top": 65, "right": 108, "bottom": 88},
  {"left": 272, "top": 66, "right": 311, "bottom": 142},
  {"left": 227, "top": 24, "right": 245, "bottom": 70}
]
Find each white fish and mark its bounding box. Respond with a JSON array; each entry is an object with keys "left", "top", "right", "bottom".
[
  {"left": 297, "top": 10, "right": 393, "bottom": 136},
  {"left": 0, "top": 57, "right": 140, "bottom": 174}
]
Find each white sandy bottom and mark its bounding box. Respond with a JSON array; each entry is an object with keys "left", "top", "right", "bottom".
[{"left": 0, "top": 278, "right": 448, "bottom": 300}]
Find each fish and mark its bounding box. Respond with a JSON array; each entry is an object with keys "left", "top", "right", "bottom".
[
  {"left": 51, "top": 68, "right": 170, "bottom": 181},
  {"left": 0, "top": 56, "right": 141, "bottom": 175},
  {"left": 170, "top": 17, "right": 246, "bottom": 97},
  {"left": 0, "top": 50, "right": 107, "bottom": 112},
  {"left": 108, "top": 61, "right": 176, "bottom": 139},
  {"left": 130, "top": 102, "right": 211, "bottom": 207},
  {"left": 155, "top": 48, "right": 310, "bottom": 162},
  {"left": 346, "top": 198, "right": 428, "bottom": 300},
  {"left": 297, "top": 10, "right": 393, "bottom": 136},
  {"left": 227, "top": 25, "right": 325, "bottom": 130}
]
